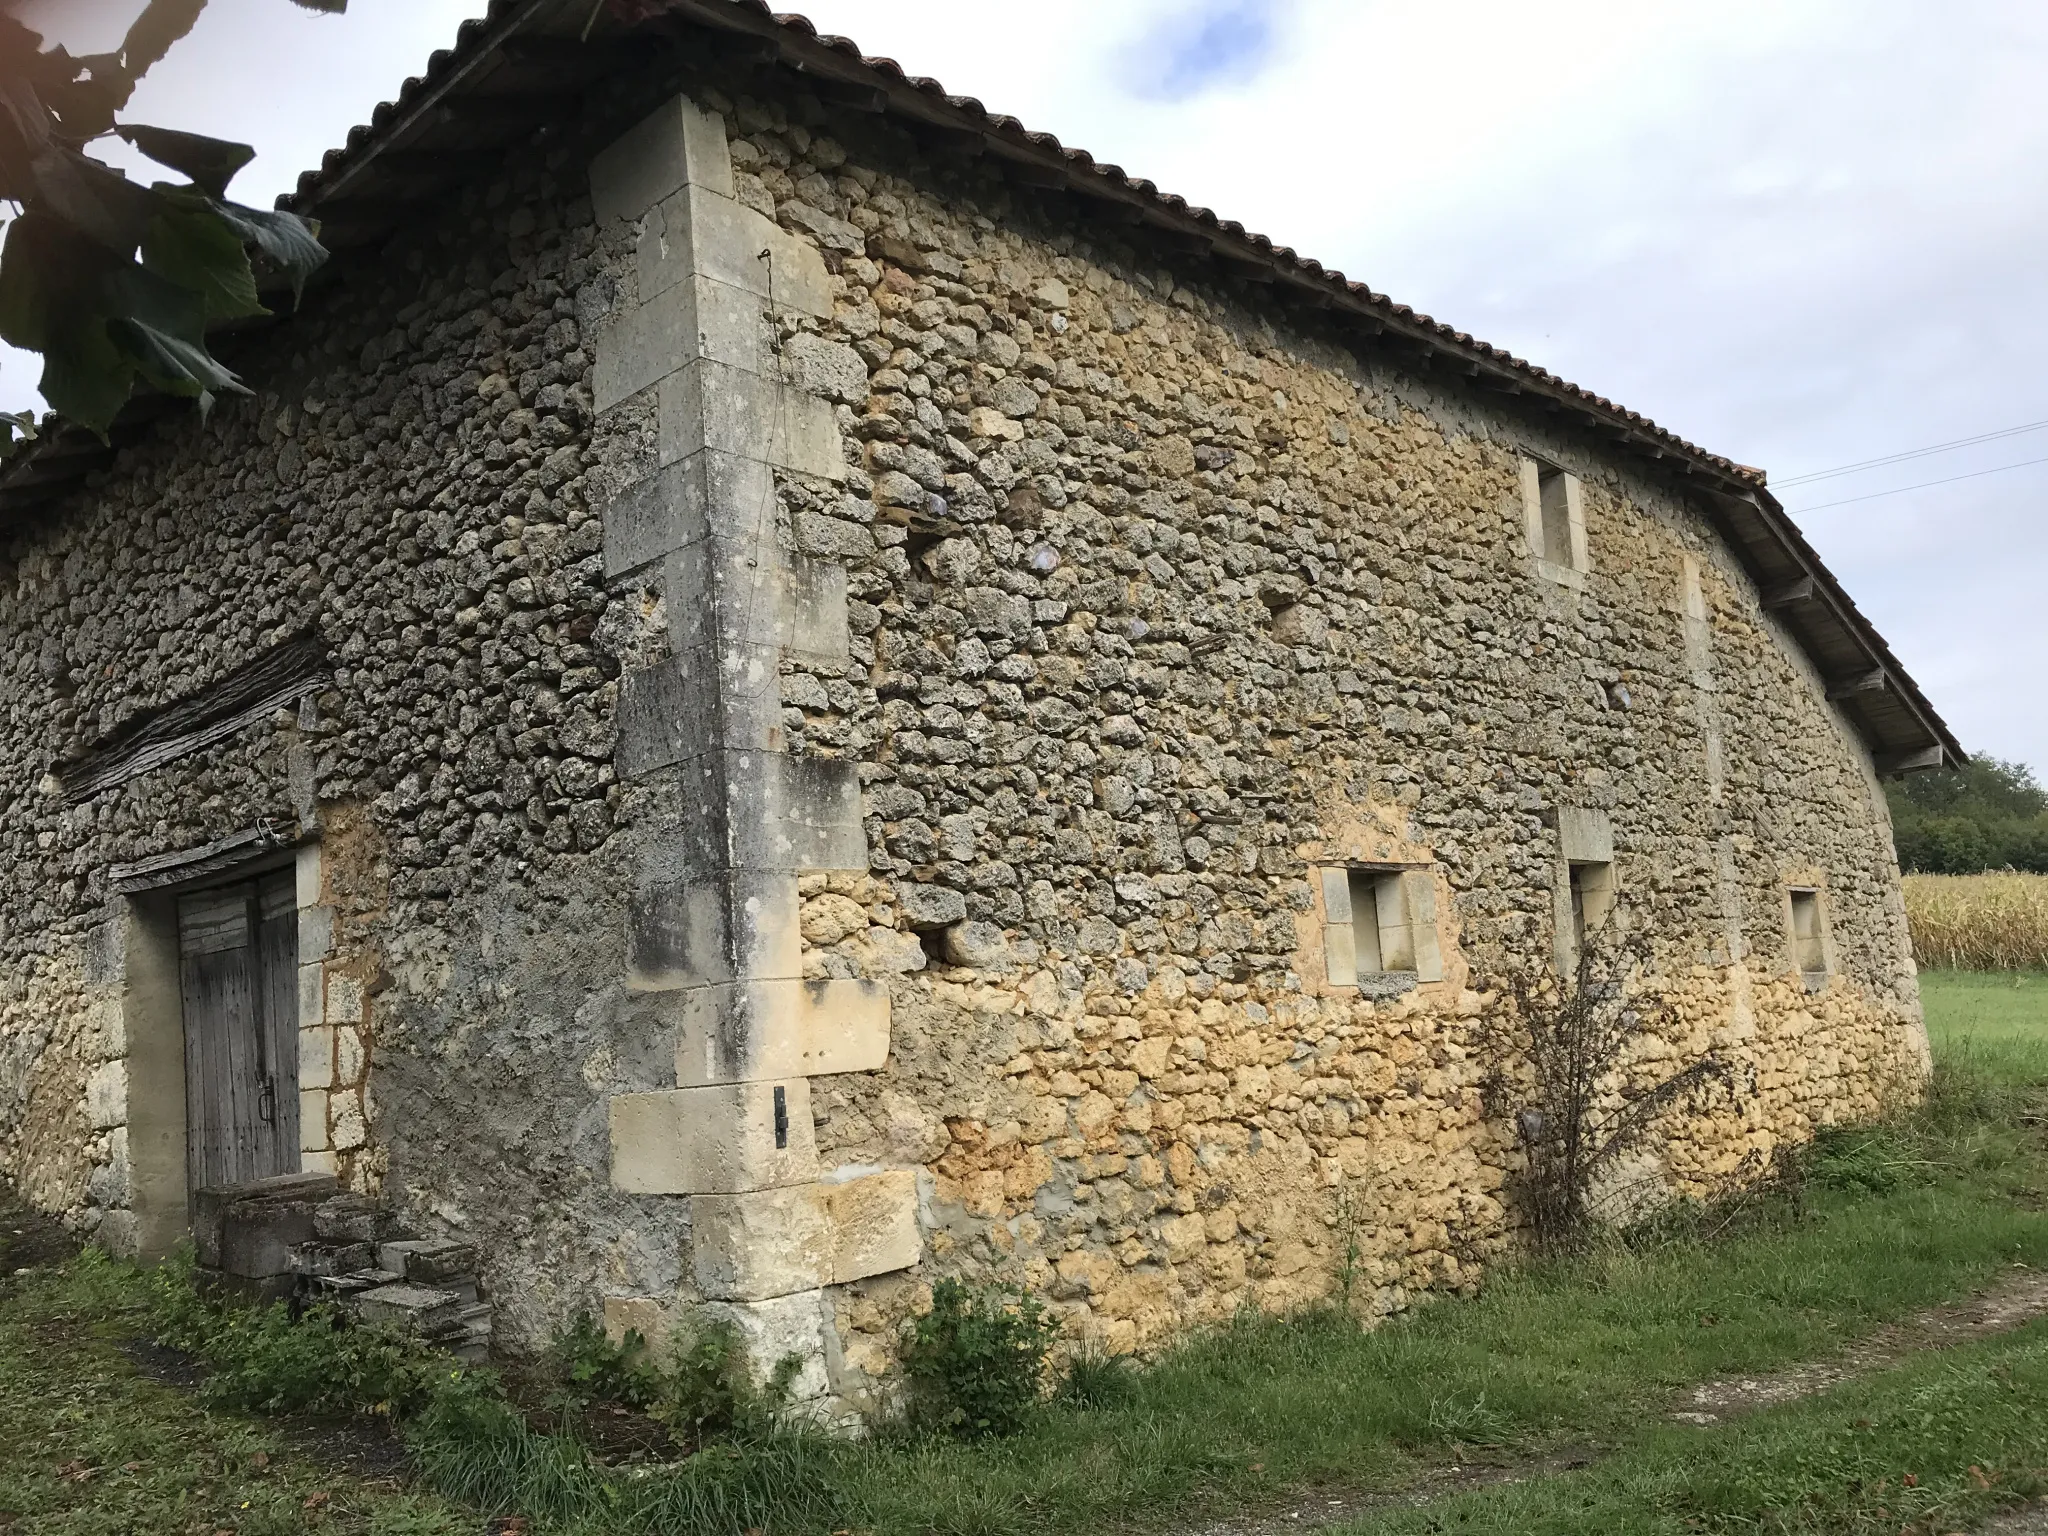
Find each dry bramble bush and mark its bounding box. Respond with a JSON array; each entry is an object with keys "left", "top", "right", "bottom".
[{"left": 1904, "top": 873, "right": 2048, "bottom": 972}]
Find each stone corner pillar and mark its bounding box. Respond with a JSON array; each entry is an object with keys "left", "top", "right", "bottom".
[{"left": 586, "top": 91, "right": 919, "bottom": 1397}]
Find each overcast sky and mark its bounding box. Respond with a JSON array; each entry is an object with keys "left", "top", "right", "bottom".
[{"left": 8, "top": 0, "right": 2045, "bottom": 776}]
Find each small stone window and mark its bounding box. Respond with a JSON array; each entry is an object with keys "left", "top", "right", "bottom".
[
  {"left": 1520, "top": 458, "right": 1588, "bottom": 585},
  {"left": 1555, "top": 807, "right": 1615, "bottom": 974},
  {"left": 1319, "top": 866, "right": 1443, "bottom": 986},
  {"left": 1788, "top": 888, "right": 1829, "bottom": 986},
  {"left": 1567, "top": 860, "right": 1616, "bottom": 958}
]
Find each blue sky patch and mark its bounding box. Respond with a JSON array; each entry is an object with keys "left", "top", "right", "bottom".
[{"left": 1126, "top": 0, "right": 1283, "bottom": 100}]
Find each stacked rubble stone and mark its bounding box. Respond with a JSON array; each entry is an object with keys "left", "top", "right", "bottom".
[{"left": 0, "top": 36, "right": 1926, "bottom": 1417}]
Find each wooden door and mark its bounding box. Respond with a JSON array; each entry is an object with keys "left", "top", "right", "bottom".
[{"left": 180, "top": 871, "right": 299, "bottom": 1190}]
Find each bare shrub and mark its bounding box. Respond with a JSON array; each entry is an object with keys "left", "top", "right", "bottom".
[{"left": 1478, "top": 918, "right": 1733, "bottom": 1253}]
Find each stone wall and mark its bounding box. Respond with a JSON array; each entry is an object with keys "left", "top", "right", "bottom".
[
  {"left": 573, "top": 71, "right": 1926, "bottom": 1402},
  {"left": 0, "top": 46, "right": 1927, "bottom": 1405},
  {"left": 0, "top": 132, "right": 688, "bottom": 1347}
]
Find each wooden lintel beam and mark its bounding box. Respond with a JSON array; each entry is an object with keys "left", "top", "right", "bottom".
[
  {"left": 1825, "top": 668, "right": 1887, "bottom": 701},
  {"left": 1001, "top": 161, "right": 1070, "bottom": 189},
  {"left": 1763, "top": 575, "right": 1815, "bottom": 609},
  {"left": 1150, "top": 230, "right": 1216, "bottom": 258},
  {"left": 491, "top": 35, "right": 636, "bottom": 74},
  {"left": 917, "top": 124, "right": 985, "bottom": 157},
  {"left": 1878, "top": 744, "right": 1947, "bottom": 776}
]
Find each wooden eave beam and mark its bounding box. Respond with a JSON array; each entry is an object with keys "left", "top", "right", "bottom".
[
  {"left": 1763, "top": 575, "right": 1815, "bottom": 609},
  {"left": 1878, "top": 744, "right": 1948, "bottom": 776},
  {"left": 1825, "top": 668, "right": 1888, "bottom": 701}
]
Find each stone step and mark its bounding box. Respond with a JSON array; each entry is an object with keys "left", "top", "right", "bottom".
[
  {"left": 312, "top": 1192, "right": 405, "bottom": 1245},
  {"left": 377, "top": 1237, "right": 478, "bottom": 1284},
  {"left": 354, "top": 1282, "right": 467, "bottom": 1332},
  {"left": 288, "top": 1240, "right": 375, "bottom": 1277}
]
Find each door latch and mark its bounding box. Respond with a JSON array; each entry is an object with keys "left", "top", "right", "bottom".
[{"left": 258, "top": 1076, "right": 278, "bottom": 1128}]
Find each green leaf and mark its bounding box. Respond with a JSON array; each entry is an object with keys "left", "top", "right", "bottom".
[
  {"left": 110, "top": 314, "right": 245, "bottom": 400},
  {"left": 27, "top": 144, "right": 158, "bottom": 254},
  {"left": 0, "top": 215, "right": 64, "bottom": 352},
  {"left": 142, "top": 194, "right": 265, "bottom": 322},
  {"left": 211, "top": 200, "right": 327, "bottom": 302},
  {"left": 102, "top": 256, "right": 248, "bottom": 401},
  {"left": 116, "top": 124, "right": 255, "bottom": 200},
  {"left": 38, "top": 312, "right": 137, "bottom": 436}
]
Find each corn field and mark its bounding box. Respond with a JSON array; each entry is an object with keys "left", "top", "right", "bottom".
[{"left": 1904, "top": 872, "right": 2048, "bottom": 971}]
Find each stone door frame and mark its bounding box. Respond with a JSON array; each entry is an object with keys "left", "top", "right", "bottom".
[{"left": 94, "top": 833, "right": 331, "bottom": 1260}]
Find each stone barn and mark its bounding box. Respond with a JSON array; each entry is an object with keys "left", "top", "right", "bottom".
[{"left": 0, "top": 0, "right": 1961, "bottom": 1407}]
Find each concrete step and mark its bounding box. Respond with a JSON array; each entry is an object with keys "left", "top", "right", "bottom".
[
  {"left": 288, "top": 1240, "right": 375, "bottom": 1277},
  {"left": 377, "top": 1237, "right": 479, "bottom": 1284},
  {"left": 354, "top": 1282, "right": 467, "bottom": 1332},
  {"left": 312, "top": 1193, "right": 404, "bottom": 1245}
]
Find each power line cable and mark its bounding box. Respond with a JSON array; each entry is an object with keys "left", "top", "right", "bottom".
[
  {"left": 1775, "top": 417, "right": 2048, "bottom": 488},
  {"left": 1788, "top": 453, "right": 2048, "bottom": 514}
]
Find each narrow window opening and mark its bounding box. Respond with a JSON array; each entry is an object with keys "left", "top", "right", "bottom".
[
  {"left": 1789, "top": 889, "right": 1827, "bottom": 981},
  {"left": 1538, "top": 465, "right": 1574, "bottom": 567},
  {"left": 1565, "top": 859, "right": 1616, "bottom": 966}
]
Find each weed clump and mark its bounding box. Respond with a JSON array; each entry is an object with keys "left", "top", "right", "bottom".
[
  {"left": 547, "top": 1310, "right": 802, "bottom": 1446},
  {"left": 146, "top": 1254, "right": 449, "bottom": 1418},
  {"left": 1056, "top": 1347, "right": 1138, "bottom": 1410},
  {"left": 900, "top": 1277, "right": 1061, "bottom": 1438}
]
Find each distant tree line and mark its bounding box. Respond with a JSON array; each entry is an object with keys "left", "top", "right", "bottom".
[{"left": 1887, "top": 756, "right": 2048, "bottom": 874}]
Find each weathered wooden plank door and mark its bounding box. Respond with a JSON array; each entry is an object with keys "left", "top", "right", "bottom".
[{"left": 180, "top": 871, "right": 299, "bottom": 1191}]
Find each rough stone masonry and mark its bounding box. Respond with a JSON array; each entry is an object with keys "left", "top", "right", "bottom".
[{"left": 0, "top": 5, "right": 1948, "bottom": 1417}]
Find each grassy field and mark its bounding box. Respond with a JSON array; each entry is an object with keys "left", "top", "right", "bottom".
[
  {"left": 3, "top": 970, "right": 2046, "bottom": 1535},
  {"left": 1906, "top": 872, "right": 2048, "bottom": 970}
]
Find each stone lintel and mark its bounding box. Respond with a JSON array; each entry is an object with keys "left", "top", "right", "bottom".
[
  {"left": 675, "top": 977, "right": 890, "bottom": 1086},
  {"left": 1558, "top": 806, "right": 1614, "bottom": 864},
  {"left": 609, "top": 1078, "right": 817, "bottom": 1194}
]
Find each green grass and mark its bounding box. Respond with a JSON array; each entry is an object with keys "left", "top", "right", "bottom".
[
  {"left": 1336, "top": 1322, "right": 2048, "bottom": 1534},
  {"left": 1922, "top": 967, "right": 2048, "bottom": 1068},
  {"left": 6, "top": 973, "right": 2048, "bottom": 1535},
  {"left": 0, "top": 1251, "right": 470, "bottom": 1535}
]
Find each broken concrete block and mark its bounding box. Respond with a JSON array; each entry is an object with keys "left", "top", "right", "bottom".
[
  {"left": 218, "top": 1195, "right": 324, "bottom": 1279},
  {"left": 312, "top": 1193, "right": 400, "bottom": 1244},
  {"left": 355, "top": 1283, "right": 465, "bottom": 1332},
  {"left": 192, "top": 1171, "right": 337, "bottom": 1269},
  {"left": 401, "top": 1238, "right": 479, "bottom": 1284},
  {"left": 377, "top": 1237, "right": 478, "bottom": 1283},
  {"left": 288, "top": 1240, "right": 374, "bottom": 1277}
]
